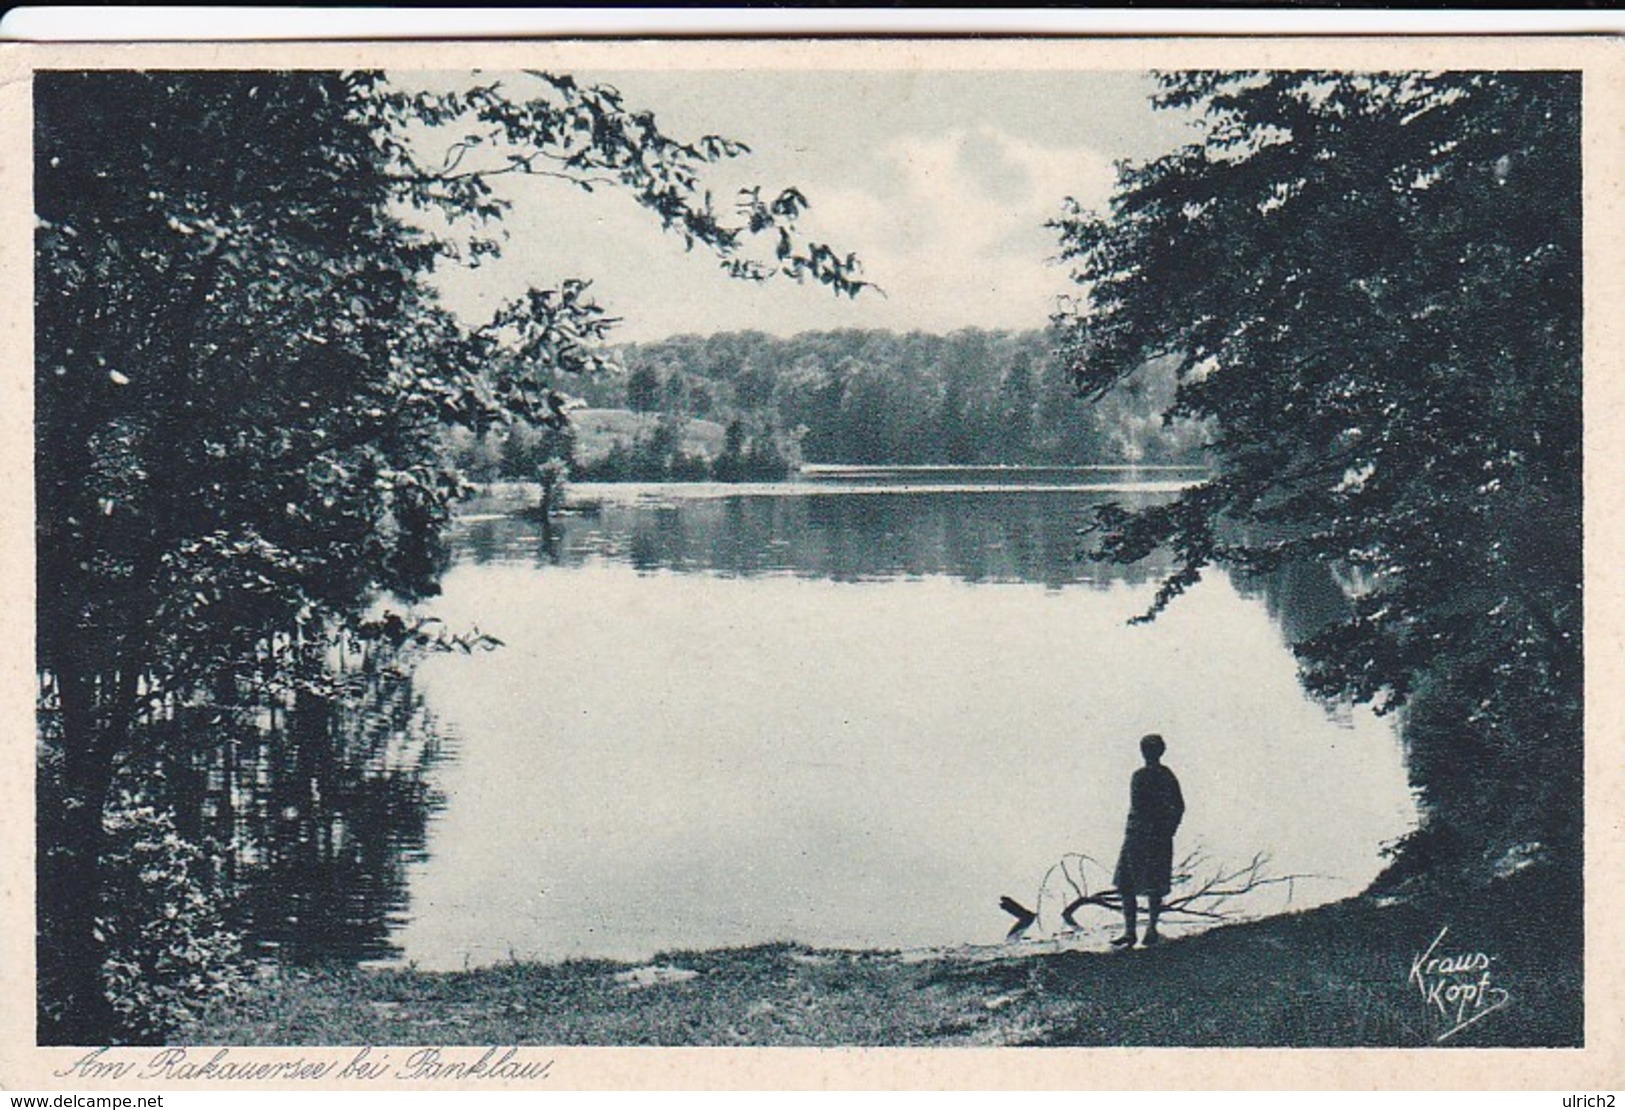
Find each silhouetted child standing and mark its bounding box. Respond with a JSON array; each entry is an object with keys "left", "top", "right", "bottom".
[{"left": 1111, "top": 733, "right": 1184, "bottom": 949}]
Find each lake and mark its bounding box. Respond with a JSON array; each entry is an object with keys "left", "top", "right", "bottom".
[{"left": 381, "top": 467, "right": 1418, "bottom": 970}]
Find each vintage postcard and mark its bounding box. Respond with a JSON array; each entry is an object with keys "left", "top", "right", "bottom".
[{"left": 1, "top": 32, "right": 1620, "bottom": 1091}]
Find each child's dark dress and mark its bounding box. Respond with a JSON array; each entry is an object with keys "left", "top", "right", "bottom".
[{"left": 1113, "top": 763, "right": 1185, "bottom": 897}]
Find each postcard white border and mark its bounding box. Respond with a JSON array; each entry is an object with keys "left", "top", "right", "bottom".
[{"left": 1, "top": 34, "right": 1619, "bottom": 1091}]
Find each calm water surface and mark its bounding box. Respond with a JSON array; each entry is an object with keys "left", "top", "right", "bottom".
[{"left": 392, "top": 470, "right": 1416, "bottom": 969}]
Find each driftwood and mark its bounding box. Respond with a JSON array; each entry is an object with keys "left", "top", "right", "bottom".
[
  {"left": 1001, "top": 850, "right": 1307, "bottom": 941},
  {"left": 998, "top": 896, "right": 1038, "bottom": 939}
]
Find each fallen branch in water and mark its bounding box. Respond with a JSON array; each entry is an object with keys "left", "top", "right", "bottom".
[
  {"left": 1001, "top": 850, "right": 1312, "bottom": 941},
  {"left": 998, "top": 896, "right": 1038, "bottom": 938}
]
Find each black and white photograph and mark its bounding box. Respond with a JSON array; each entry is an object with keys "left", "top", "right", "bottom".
[{"left": 5, "top": 30, "right": 1621, "bottom": 1090}]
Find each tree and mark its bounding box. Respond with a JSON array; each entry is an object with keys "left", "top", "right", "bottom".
[
  {"left": 1052, "top": 72, "right": 1581, "bottom": 870},
  {"left": 995, "top": 349, "right": 1038, "bottom": 462},
  {"left": 625, "top": 362, "right": 663, "bottom": 413},
  {"left": 713, "top": 417, "right": 749, "bottom": 482},
  {"left": 35, "top": 68, "right": 866, "bottom": 1043},
  {"left": 742, "top": 427, "right": 791, "bottom": 481}
]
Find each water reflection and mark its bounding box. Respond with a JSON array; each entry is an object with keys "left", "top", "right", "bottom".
[
  {"left": 111, "top": 473, "right": 1405, "bottom": 968},
  {"left": 390, "top": 475, "right": 1415, "bottom": 969},
  {"left": 1236, "top": 558, "right": 1356, "bottom": 654},
  {"left": 141, "top": 662, "right": 446, "bottom": 965},
  {"left": 457, "top": 483, "right": 1182, "bottom": 589}
]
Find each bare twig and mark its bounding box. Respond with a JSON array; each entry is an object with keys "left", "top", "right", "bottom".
[{"left": 1009, "top": 847, "right": 1315, "bottom": 940}]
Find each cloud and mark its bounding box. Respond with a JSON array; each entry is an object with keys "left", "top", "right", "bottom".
[
  {"left": 424, "top": 111, "right": 1124, "bottom": 342},
  {"left": 798, "top": 126, "right": 1118, "bottom": 332}
]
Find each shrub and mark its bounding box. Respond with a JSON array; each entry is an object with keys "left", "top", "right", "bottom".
[{"left": 97, "top": 795, "right": 249, "bottom": 1042}]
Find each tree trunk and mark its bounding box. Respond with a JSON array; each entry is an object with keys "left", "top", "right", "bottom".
[{"left": 39, "top": 663, "right": 120, "bottom": 1045}]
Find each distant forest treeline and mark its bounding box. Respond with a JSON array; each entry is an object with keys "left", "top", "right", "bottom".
[{"left": 446, "top": 328, "right": 1211, "bottom": 482}]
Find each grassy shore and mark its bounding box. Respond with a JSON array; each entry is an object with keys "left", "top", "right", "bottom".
[{"left": 186, "top": 863, "right": 1579, "bottom": 1047}]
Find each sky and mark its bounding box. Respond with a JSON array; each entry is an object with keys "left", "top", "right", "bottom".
[{"left": 417, "top": 69, "right": 1199, "bottom": 343}]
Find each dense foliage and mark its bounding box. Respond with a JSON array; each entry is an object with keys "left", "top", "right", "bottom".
[
  {"left": 452, "top": 328, "right": 1209, "bottom": 479},
  {"left": 578, "top": 414, "right": 791, "bottom": 483},
  {"left": 1054, "top": 71, "right": 1582, "bottom": 872},
  {"left": 96, "top": 799, "right": 250, "bottom": 1040},
  {"left": 617, "top": 329, "right": 1210, "bottom": 466},
  {"left": 35, "top": 68, "right": 864, "bottom": 1043}
]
